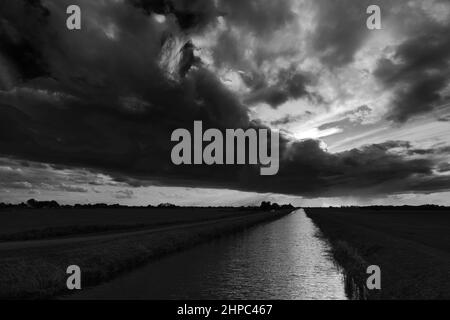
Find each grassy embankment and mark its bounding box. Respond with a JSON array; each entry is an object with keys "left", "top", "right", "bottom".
[
  {"left": 306, "top": 208, "right": 450, "bottom": 299},
  {"left": 0, "top": 207, "right": 292, "bottom": 299},
  {"left": 0, "top": 207, "right": 266, "bottom": 240}
]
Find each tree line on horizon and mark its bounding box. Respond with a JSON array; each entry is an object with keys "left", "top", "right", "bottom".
[
  {"left": 0, "top": 199, "right": 296, "bottom": 210},
  {"left": 0, "top": 199, "right": 448, "bottom": 210}
]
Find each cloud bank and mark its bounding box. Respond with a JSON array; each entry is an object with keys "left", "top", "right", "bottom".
[{"left": 0, "top": 0, "right": 449, "bottom": 202}]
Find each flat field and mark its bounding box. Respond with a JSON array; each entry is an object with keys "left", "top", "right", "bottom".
[{"left": 306, "top": 208, "right": 450, "bottom": 299}]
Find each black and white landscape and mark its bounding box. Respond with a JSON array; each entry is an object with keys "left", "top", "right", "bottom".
[{"left": 0, "top": 0, "right": 449, "bottom": 300}]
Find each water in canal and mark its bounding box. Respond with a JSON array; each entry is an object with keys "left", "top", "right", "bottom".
[{"left": 74, "top": 209, "right": 347, "bottom": 300}]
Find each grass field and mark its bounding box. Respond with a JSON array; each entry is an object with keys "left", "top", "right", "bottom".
[
  {"left": 306, "top": 208, "right": 450, "bottom": 300},
  {"left": 0, "top": 207, "right": 292, "bottom": 299},
  {"left": 0, "top": 207, "right": 263, "bottom": 240}
]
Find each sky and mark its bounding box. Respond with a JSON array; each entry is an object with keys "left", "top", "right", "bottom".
[{"left": 0, "top": 0, "right": 449, "bottom": 206}]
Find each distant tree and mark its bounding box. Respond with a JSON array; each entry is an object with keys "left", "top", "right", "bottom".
[
  {"left": 26, "top": 199, "right": 38, "bottom": 208},
  {"left": 260, "top": 201, "right": 271, "bottom": 210},
  {"left": 158, "top": 203, "right": 177, "bottom": 208},
  {"left": 26, "top": 199, "right": 60, "bottom": 209}
]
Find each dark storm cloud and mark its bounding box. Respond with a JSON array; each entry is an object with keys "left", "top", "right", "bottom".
[
  {"left": 131, "top": 0, "right": 294, "bottom": 35},
  {"left": 374, "top": 24, "right": 450, "bottom": 122},
  {"left": 0, "top": 0, "right": 248, "bottom": 182},
  {"left": 1, "top": 0, "right": 449, "bottom": 199},
  {"left": 0, "top": 0, "right": 50, "bottom": 88},
  {"left": 130, "top": 0, "right": 220, "bottom": 31},
  {"left": 135, "top": 0, "right": 299, "bottom": 110},
  {"left": 219, "top": 0, "right": 294, "bottom": 36},
  {"left": 244, "top": 69, "right": 314, "bottom": 108},
  {"left": 311, "top": 0, "right": 389, "bottom": 68},
  {"left": 224, "top": 139, "right": 448, "bottom": 198}
]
